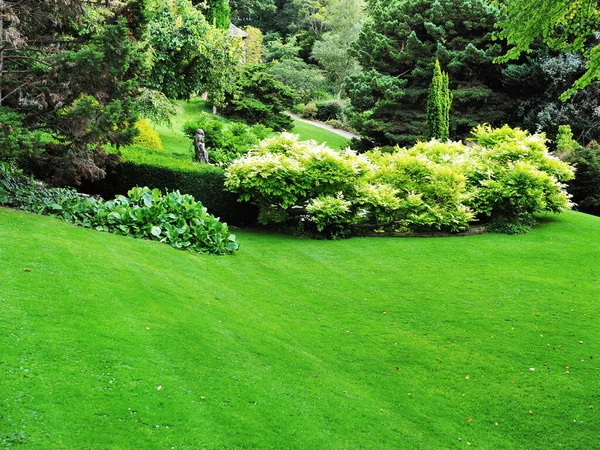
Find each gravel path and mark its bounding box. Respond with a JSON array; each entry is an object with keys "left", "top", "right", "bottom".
[{"left": 286, "top": 112, "right": 360, "bottom": 140}]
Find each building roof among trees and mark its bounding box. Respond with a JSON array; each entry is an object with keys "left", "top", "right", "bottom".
[{"left": 229, "top": 23, "right": 248, "bottom": 39}]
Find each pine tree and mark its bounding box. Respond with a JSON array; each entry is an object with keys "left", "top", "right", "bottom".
[
  {"left": 426, "top": 60, "right": 451, "bottom": 141},
  {"left": 0, "top": 1, "right": 150, "bottom": 184},
  {"left": 346, "top": 0, "right": 518, "bottom": 146}
]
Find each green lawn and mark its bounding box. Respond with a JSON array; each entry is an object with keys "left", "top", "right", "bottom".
[
  {"left": 289, "top": 119, "right": 351, "bottom": 150},
  {"left": 127, "top": 99, "right": 350, "bottom": 164},
  {"left": 1, "top": 207, "right": 599, "bottom": 448}
]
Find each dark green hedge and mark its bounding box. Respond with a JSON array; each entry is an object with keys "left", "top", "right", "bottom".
[{"left": 80, "top": 161, "right": 258, "bottom": 226}]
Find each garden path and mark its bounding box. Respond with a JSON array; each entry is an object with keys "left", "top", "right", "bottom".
[{"left": 286, "top": 112, "right": 359, "bottom": 140}]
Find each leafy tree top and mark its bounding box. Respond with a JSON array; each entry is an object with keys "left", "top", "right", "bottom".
[{"left": 496, "top": 0, "right": 600, "bottom": 100}]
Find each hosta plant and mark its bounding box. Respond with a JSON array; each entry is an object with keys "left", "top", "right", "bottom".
[{"left": 0, "top": 163, "right": 238, "bottom": 255}]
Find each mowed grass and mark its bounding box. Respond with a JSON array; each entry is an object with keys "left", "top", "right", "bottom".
[
  {"left": 1, "top": 208, "right": 599, "bottom": 449},
  {"left": 126, "top": 98, "right": 350, "bottom": 165},
  {"left": 289, "top": 119, "right": 350, "bottom": 150}
]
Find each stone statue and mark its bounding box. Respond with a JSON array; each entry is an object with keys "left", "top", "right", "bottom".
[{"left": 194, "top": 128, "right": 209, "bottom": 163}]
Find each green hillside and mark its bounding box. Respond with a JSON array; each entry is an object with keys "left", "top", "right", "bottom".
[{"left": 1, "top": 208, "right": 599, "bottom": 449}]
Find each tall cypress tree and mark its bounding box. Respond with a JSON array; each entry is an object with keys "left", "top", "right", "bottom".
[
  {"left": 427, "top": 59, "right": 451, "bottom": 141},
  {"left": 207, "top": 0, "right": 231, "bottom": 29}
]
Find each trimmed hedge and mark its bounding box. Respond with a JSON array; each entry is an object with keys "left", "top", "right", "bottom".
[{"left": 81, "top": 161, "right": 258, "bottom": 226}]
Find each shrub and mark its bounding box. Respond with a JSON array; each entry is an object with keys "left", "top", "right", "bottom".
[
  {"left": 564, "top": 141, "right": 600, "bottom": 216},
  {"left": 0, "top": 162, "right": 239, "bottom": 255},
  {"left": 224, "top": 127, "right": 574, "bottom": 236},
  {"left": 133, "top": 119, "right": 163, "bottom": 150},
  {"left": 468, "top": 124, "right": 574, "bottom": 231},
  {"left": 302, "top": 103, "right": 318, "bottom": 120},
  {"left": 315, "top": 100, "right": 344, "bottom": 122}
]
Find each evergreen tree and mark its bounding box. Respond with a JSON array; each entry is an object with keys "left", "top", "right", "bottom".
[
  {"left": 206, "top": 0, "right": 231, "bottom": 29},
  {"left": 426, "top": 59, "right": 451, "bottom": 141},
  {"left": 0, "top": 1, "right": 150, "bottom": 185},
  {"left": 346, "top": 0, "right": 517, "bottom": 146}
]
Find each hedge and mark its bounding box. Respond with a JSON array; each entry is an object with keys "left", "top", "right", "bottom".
[{"left": 80, "top": 161, "right": 258, "bottom": 226}]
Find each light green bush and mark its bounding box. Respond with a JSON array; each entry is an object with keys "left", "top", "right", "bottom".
[
  {"left": 302, "top": 103, "right": 318, "bottom": 120},
  {"left": 306, "top": 195, "right": 353, "bottom": 231},
  {"left": 225, "top": 133, "right": 368, "bottom": 220},
  {"left": 467, "top": 124, "right": 574, "bottom": 232},
  {"left": 225, "top": 127, "right": 574, "bottom": 236}
]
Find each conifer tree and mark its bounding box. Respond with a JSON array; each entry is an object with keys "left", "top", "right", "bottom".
[
  {"left": 346, "top": 0, "right": 515, "bottom": 146},
  {"left": 207, "top": 0, "right": 231, "bottom": 29},
  {"left": 426, "top": 60, "right": 451, "bottom": 141}
]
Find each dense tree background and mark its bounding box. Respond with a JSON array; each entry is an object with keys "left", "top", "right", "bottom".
[
  {"left": 1, "top": 0, "right": 599, "bottom": 217},
  {"left": 0, "top": 0, "right": 149, "bottom": 184},
  {"left": 345, "top": 0, "right": 518, "bottom": 146},
  {"left": 496, "top": 0, "right": 600, "bottom": 100}
]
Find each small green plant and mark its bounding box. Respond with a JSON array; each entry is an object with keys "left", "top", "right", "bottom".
[{"left": 555, "top": 124, "right": 577, "bottom": 153}]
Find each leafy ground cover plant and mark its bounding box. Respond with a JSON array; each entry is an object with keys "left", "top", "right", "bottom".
[
  {"left": 225, "top": 127, "right": 574, "bottom": 236},
  {"left": 0, "top": 163, "right": 238, "bottom": 255}
]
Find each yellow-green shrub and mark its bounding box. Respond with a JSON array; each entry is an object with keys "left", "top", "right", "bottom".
[
  {"left": 133, "top": 119, "right": 162, "bottom": 150},
  {"left": 224, "top": 127, "right": 575, "bottom": 236}
]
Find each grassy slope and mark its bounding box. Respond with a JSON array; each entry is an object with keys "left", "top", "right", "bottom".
[
  {"left": 289, "top": 119, "right": 350, "bottom": 150},
  {"left": 124, "top": 99, "right": 350, "bottom": 167},
  {"left": 1, "top": 208, "right": 599, "bottom": 449}
]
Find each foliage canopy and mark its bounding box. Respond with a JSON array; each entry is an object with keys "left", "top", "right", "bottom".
[
  {"left": 496, "top": 0, "right": 600, "bottom": 100},
  {"left": 346, "top": 0, "right": 512, "bottom": 146}
]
